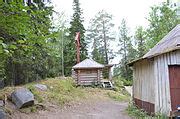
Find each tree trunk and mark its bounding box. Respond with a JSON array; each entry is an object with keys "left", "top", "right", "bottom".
[
  {"left": 102, "top": 20, "right": 108, "bottom": 64},
  {"left": 123, "top": 38, "right": 128, "bottom": 80}
]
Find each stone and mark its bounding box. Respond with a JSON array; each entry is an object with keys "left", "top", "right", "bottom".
[
  {"left": 11, "top": 88, "right": 34, "bottom": 109},
  {"left": 0, "top": 109, "right": 6, "bottom": 119},
  {"left": 0, "top": 100, "right": 4, "bottom": 107},
  {"left": 34, "top": 84, "right": 48, "bottom": 91}
]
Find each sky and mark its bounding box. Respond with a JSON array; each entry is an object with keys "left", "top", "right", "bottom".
[
  {"left": 52, "top": 0, "right": 165, "bottom": 30},
  {"left": 51, "top": 0, "right": 167, "bottom": 64}
]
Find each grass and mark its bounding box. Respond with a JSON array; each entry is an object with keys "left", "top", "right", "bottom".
[
  {"left": 126, "top": 103, "right": 168, "bottom": 119},
  {"left": 126, "top": 103, "right": 149, "bottom": 118},
  {"left": 19, "top": 104, "right": 46, "bottom": 114},
  {"left": 26, "top": 77, "right": 85, "bottom": 106},
  {"left": 0, "top": 77, "right": 130, "bottom": 115},
  {"left": 106, "top": 91, "right": 129, "bottom": 102},
  {"left": 0, "top": 77, "right": 85, "bottom": 114},
  {"left": 106, "top": 77, "right": 130, "bottom": 102}
]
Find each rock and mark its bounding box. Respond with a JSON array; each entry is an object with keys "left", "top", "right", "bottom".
[
  {"left": 0, "top": 109, "right": 6, "bottom": 119},
  {"left": 0, "top": 100, "right": 4, "bottom": 107},
  {"left": 34, "top": 84, "right": 47, "bottom": 91},
  {"left": 11, "top": 88, "right": 34, "bottom": 109}
]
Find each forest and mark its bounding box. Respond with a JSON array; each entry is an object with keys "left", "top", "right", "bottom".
[{"left": 0, "top": 0, "right": 179, "bottom": 86}]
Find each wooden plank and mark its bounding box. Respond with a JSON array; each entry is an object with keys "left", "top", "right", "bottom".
[
  {"left": 166, "top": 52, "right": 172, "bottom": 115},
  {"left": 154, "top": 57, "right": 159, "bottom": 113},
  {"left": 161, "top": 54, "right": 166, "bottom": 112},
  {"left": 176, "top": 50, "right": 180, "bottom": 64},
  {"left": 170, "top": 51, "right": 177, "bottom": 64},
  {"left": 163, "top": 54, "right": 168, "bottom": 112},
  {"left": 158, "top": 56, "right": 163, "bottom": 112}
]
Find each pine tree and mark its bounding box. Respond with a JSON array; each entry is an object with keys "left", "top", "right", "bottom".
[
  {"left": 86, "top": 10, "right": 115, "bottom": 64},
  {"left": 64, "top": 0, "right": 87, "bottom": 76}
]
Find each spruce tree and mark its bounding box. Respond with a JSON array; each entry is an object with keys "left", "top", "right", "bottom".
[
  {"left": 134, "top": 26, "right": 146, "bottom": 58},
  {"left": 117, "top": 19, "right": 136, "bottom": 80},
  {"left": 64, "top": 0, "right": 87, "bottom": 76}
]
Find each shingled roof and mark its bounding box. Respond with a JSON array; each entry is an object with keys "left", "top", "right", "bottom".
[
  {"left": 72, "top": 59, "right": 104, "bottom": 69},
  {"left": 143, "top": 24, "right": 180, "bottom": 58}
]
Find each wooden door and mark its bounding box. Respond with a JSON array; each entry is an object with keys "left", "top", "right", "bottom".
[{"left": 169, "top": 65, "right": 180, "bottom": 111}]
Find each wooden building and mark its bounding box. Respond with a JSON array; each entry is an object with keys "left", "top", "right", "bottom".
[
  {"left": 129, "top": 24, "right": 180, "bottom": 116},
  {"left": 72, "top": 59, "right": 104, "bottom": 85}
]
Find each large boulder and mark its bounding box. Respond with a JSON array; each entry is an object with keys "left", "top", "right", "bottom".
[
  {"left": 34, "top": 84, "right": 47, "bottom": 91},
  {"left": 11, "top": 88, "right": 34, "bottom": 109},
  {"left": 0, "top": 108, "right": 6, "bottom": 119}
]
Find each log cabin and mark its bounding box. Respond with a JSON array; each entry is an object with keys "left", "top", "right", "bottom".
[{"left": 72, "top": 59, "right": 113, "bottom": 86}]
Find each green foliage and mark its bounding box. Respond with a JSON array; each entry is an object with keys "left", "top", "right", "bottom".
[
  {"left": 86, "top": 10, "right": 115, "bottom": 65},
  {"left": 27, "top": 85, "right": 44, "bottom": 103},
  {"left": 146, "top": 3, "right": 180, "bottom": 49},
  {"left": 107, "top": 77, "right": 130, "bottom": 101},
  {"left": 113, "top": 77, "right": 124, "bottom": 91},
  {"left": 27, "top": 78, "right": 85, "bottom": 105},
  {"left": 115, "top": 19, "right": 136, "bottom": 80},
  {"left": 0, "top": 1, "right": 61, "bottom": 86},
  {"left": 127, "top": 103, "right": 149, "bottom": 118},
  {"left": 64, "top": 0, "right": 87, "bottom": 76},
  {"left": 121, "top": 78, "right": 133, "bottom": 86},
  {"left": 113, "top": 76, "right": 132, "bottom": 86},
  {"left": 127, "top": 103, "right": 168, "bottom": 119},
  {"left": 134, "top": 26, "right": 147, "bottom": 58}
]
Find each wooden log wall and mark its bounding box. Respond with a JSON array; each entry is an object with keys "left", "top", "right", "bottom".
[{"left": 72, "top": 69, "right": 103, "bottom": 85}]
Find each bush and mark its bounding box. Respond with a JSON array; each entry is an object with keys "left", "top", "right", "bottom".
[
  {"left": 122, "top": 79, "right": 133, "bottom": 86},
  {"left": 113, "top": 76, "right": 132, "bottom": 86},
  {"left": 113, "top": 77, "right": 124, "bottom": 92},
  {"left": 126, "top": 103, "right": 168, "bottom": 119},
  {"left": 126, "top": 103, "right": 148, "bottom": 118}
]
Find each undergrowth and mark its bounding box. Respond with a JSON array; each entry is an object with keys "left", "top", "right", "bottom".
[
  {"left": 106, "top": 77, "right": 130, "bottom": 102},
  {"left": 126, "top": 103, "right": 168, "bottom": 119}
]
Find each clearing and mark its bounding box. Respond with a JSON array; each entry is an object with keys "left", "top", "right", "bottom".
[{"left": 1, "top": 77, "right": 132, "bottom": 119}]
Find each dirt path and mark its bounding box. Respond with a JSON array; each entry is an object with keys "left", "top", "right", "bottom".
[
  {"left": 11, "top": 100, "right": 131, "bottom": 119},
  {"left": 10, "top": 87, "right": 132, "bottom": 119}
]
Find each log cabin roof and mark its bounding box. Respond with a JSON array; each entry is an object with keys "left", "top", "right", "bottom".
[
  {"left": 129, "top": 24, "right": 180, "bottom": 66},
  {"left": 72, "top": 59, "right": 104, "bottom": 69}
]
